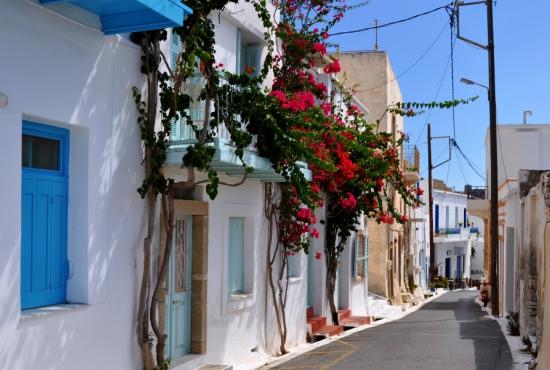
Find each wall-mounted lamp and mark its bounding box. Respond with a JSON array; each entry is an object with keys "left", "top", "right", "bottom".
[{"left": 0, "top": 92, "right": 8, "bottom": 108}]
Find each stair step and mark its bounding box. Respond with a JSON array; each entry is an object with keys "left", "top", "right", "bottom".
[
  {"left": 306, "top": 306, "right": 314, "bottom": 318},
  {"left": 307, "top": 316, "right": 327, "bottom": 333},
  {"left": 341, "top": 315, "right": 371, "bottom": 327},
  {"left": 313, "top": 324, "right": 344, "bottom": 338},
  {"left": 338, "top": 309, "right": 351, "bottom": 321},
  {"left": 198, "top": 366, "right": 233, "bottom": 370}
]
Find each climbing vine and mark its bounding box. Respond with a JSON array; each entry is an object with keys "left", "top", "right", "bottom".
[{"left": 131, "top": 0, "right": 478, "bottom": 367}]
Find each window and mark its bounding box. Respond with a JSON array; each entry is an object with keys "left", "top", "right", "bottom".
[
  {"left": 434, "top": 204, "right": 440, "bottom": 233},
  {"left": 169, "top": 33, "right": 204, "bottom": 141},
  {"left": 237, "top": 29, "right": 262, "bottom": 76},
  {"left": 21, "top": 121, "right": 69, "bottom": 310},
  {"left": 357, "top": 234, "right": 368, "bottom": 278},
  {"left": 228, "top": 217, "right": 245, "bottom": 294}
]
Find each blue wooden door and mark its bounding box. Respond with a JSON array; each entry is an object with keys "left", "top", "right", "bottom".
[
  {"left": 21, "top": 122, "right": 69, "bottom": 310},
  {"left": 166, "top": 216, "right": 192, "bottom": 359},
  {"left": 444, "top": 257, "right": 451, "bottom": 279},
  {"left": 166, "top": 216, "right": 193, "bottom": 359},
  {"left": 456, "top": 255, "right": 462, "bottom": 280},
  {"left": 228, "top": 217, "right": 245, "bottom": 294},
  {"left": 434, "top": 205, "right": 440, "bottom": 233}
]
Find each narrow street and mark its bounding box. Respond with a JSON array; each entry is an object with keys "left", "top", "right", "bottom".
[{"left": 271, "top": 291, "right": 513, "bottom": 370}]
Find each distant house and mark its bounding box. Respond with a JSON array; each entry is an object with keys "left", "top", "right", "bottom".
[{"left": 423, "top": 179, "right": 483, "bottom": 284}]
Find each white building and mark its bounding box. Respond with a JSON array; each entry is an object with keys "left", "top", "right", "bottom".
[
  {"left": 0, "top": 0, "right": 193, "bottom": 369},
  {"left": 423, "top": 179, "right": 483, "bottom": 284},
  {"left": 469, "top": 123, "right": 550, "bottom": 315}
]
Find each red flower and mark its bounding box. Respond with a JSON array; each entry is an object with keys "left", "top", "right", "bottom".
[
  {"left": 400, "top": 215, "right": 409, "bottom": 222},
  {"left": 340, "top": 193, "right": 357, "bottom": 210},
  {"left": 315, "top": 251, "right": 322, "bottom": 260},
  {"left": 313, "top": 43, "right": 327, "bottom": 55},
  {"left": 322, "top": 32, "right": 329, "bottom": 39},
  {"left": 312, "top": 228, "right": 320, "bottom": 238},
  {"left": 416, "top": 187, "right": 424, "bottom": 196},
  {"left": 376, "top": 178, "right": 384, "bottom": 191},
  {"left": 320, "top": 102, "right": 332, "bottom": 116},
  {"left": 270, "top": 90, "right": 286, "bottom": 104},
  {"left": 296, "top": 207, "right": 311, "bottom": 221},
  {"left": 323, "top": 60, "right": 341, "bottom": 74}
]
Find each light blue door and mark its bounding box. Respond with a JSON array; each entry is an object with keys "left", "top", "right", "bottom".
[
  {"left": 456, "top": 255, "right": 462, "bottom": 280},
  {"left": 166, "top": 216, "right": 192, "bottom": 359},
  {"left": 21, "top": 122, "right": 69, "bottom": 310},
  {"left": 228, "top": 217, "right": 245, "bottom": 294}
]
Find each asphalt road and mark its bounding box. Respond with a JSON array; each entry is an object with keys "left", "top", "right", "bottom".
[{"left": 270, "top": 290, "right": 513, "bottom": 370}]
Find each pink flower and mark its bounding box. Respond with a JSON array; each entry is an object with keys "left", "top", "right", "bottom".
[
  {"left": 320, "top": 102, "right": 332, "bottom": 116},
  {"left": 270, "top": 90, "right": 287, "bottom": 104},
  {"left": 312, "top": 228, "right": 319, "bottom": 238},
  {"left": 322, "top": 32, "right": 329, "bottom": 39}
]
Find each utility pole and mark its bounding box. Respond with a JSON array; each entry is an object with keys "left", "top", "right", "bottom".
[
  {"left": 456, "top": 0, "right": 499, "bottom": 317},
  {"left": 487, "top": 0, "right": 499, "bottom": 318},
  {"left": 427, "top": 123, "right": 435, "bottom": 283}
]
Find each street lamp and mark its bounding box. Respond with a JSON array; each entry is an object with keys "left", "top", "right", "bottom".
[{"left": 460, "top": 78, "right": 488, "bottom": 91}]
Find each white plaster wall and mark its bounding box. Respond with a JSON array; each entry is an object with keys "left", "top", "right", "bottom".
[
  {"left": 485, "top": 125, "right": 550, "bottom": 193},
  {"left": 433, "top": 190, "right": 469, "bottom": 229},
  {"left": 0, "top": 1, "right": 145, "bottom": 369}
]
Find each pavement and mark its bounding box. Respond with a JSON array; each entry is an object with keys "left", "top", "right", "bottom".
[{"left": 267, "top": 290, "right": 513, "bottom": 370}]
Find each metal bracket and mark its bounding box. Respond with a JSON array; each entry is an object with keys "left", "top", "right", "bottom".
[{"left": 455, "top": 0, "right": 489, "bottom": 50}]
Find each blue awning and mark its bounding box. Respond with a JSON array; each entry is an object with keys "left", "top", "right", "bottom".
[{"left": 40, "top": 0, "right": 192, "bottom": 34}]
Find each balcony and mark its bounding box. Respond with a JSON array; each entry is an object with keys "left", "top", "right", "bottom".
[
  {"left": 401, "top": 144, "right": 420, "bottom": 185},
  {"left": 435, "top": 227, "right": 481, "bottom": 241},
  {"left": 165, "top": 78, "right": 311, "bottom": 182},
  {"left": 39, "top": 0, "right": 192, "bottom": 35}
]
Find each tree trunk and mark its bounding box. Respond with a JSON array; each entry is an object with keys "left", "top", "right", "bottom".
[{"left": 324, "top": 218, "right": 340, "bottom": 326}]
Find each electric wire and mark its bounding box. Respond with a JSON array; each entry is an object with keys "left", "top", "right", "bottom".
[
  {"left": 330, "top": 3, "right": 454, "bottom": 36},
  {"left": 454, "top": 142, "right": 485, "bottom": 181},
  {"left": 356, "top": 21, "right": 449, "bottom": 93},
  {"left": 447, "top": 6, "right": 457, "bottom": 140},
  {"left": 496, "top": 124, "right": 511, "bottom": 191},
  {"left": 414, "top": 36, "right": 457, "bottom": 147}
]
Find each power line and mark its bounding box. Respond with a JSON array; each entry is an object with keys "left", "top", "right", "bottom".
[
  {"left": 356, "top": 21, "right": 449, "bottom": 94},
  {"left": 454, "top": 142, "right": 485, "bottom": 181},
  {"left": 496, "top": 125, "right": 511, "bottom": 191},
  {"left": 448, "top": 6, "right": 457, "bottom": 140},
  {"left": 330, "top": 3, "right": 453, "bottom": 36},
  {"left": 414, "top": 36, "right": 457, "bottom": 146}
]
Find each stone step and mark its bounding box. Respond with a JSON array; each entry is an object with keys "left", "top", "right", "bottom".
[
  {"left": 197, "top": 366, "right": 233, "bottom": 370},
  {"left": 341, "top": 315, "right": 371, "bottom": 327},
  {"left": 307, "top": 316, "right": 327, "bottom": 333},
  {"left": 313, "top": 324, "right": 344, "bottom": 338},
  {"left": 338, "top": 309, "right": 351, "bottom": 321}
]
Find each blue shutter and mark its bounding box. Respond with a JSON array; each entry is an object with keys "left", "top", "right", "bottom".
[
  {"left": 170, "top": 33, "right": 182, "bottom": 141},
  {"left": 228, "top": 217, "right": 245, "bottom": 294},
  {"left": 21, "top": 122, "right": 69, "bottom": 310},
  {"left": 434, "top": 204, "right": 440, "bottom": 233},
  {"left": 463, "top": 208, "right": 467, "bottom": 227}
]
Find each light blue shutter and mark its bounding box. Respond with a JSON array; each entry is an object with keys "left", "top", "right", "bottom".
[
  {"left": 228, "top": 217, "right": 245, "bottom": 294},
  {"left": 364, "top": 236, "right": 368, "bottom": 277},
  {"left": 170, "top": 33, "right": 182, "bottom": 141}
]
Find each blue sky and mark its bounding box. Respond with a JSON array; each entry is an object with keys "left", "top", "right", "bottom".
[{"left": 329, "top": 0, "right": 550, "bottom": 191}]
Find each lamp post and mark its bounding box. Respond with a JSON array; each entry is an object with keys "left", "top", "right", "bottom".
[{"left": 457, "top": 0, "right": 499, "bottom": 317}]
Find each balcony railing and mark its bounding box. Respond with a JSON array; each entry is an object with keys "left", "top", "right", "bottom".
[
  {"left": 435, "top": 227, "right": 481, "bottom": 238},
  {"left": 402, "top": 144, "right": 420, "bottom": 172}
]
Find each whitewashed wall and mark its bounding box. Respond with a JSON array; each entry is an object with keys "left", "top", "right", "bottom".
[{"left": 0, "top": 1, "right": 145, "bottom": 369}]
